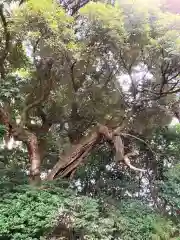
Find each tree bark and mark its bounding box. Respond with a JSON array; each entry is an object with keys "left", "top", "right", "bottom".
[
  {"left": 47, "top": 131, "right": 100, "bottom": 180},
  {"left": 172, "top": 101, "right": 180, "bottom": 122},
  {"left": 46, "top": 124, "right": 113, "bottom": 180},
  {"left": 1, "top": 105, "right": 146, "bottom": 183},
  {"left": 26, "top": 133, "right": 41, "bottom": 185},
  {"left": 47, "top": 124, "right": 146, "bottom": 180},
  {"left": 0, "top": 107, "right": 42, "bottom": 185}
]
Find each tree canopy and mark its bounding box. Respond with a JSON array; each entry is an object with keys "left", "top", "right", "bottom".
[
  {"left": 1, "top": 0, "right": 180, "bottom": 181},
  {"left": 0, "top": 0, "right": 180, "bottom": 239}
]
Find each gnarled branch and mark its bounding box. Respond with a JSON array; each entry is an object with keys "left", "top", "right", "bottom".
[
  {"left": 47, "top": 124, "right": 146, "bottom": 180},
  {"left": 113, "top": 133, "right": 146, "bottom": 172},
  {"left": 124, "top": 152, "right": 147, "bottom": 172}
]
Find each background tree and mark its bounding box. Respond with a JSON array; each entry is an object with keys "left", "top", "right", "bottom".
[
  {"left": 0, "top": 0, "right": 180, "bottom": 239},
  {"left": 1, "top": 0, "right": 180, "bottom": 184}
]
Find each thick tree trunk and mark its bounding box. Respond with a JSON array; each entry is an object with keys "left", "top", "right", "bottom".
[
  {"left": 47, "top": 124, "right": 146, "bottom": 180},
  {"left": 26, "top": 133, "right": 41, "bottom": 185},
  {"left": 47, "top": 124, "right": 114, "bottom": 180},
  {"left": 1, "top": 105, "right": 146, "bottom": 183},
  {"left": 47, "top": 131, "right": 100, "bottom": 180},
  {"left": 0, "top": 107, "right": 42, "bottom": 185},
  {"left": 38, "top": 138, "right": 47, "bottom": 162}
]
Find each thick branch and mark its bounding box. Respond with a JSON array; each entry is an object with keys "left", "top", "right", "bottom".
[
  {"left": 113, "top": 134, "right": 146, "bottom": 172},
  {"left": 47, "top": 131, "right": 100, "bottom": 180},
  {"left": 121, "top": 133, "right": 155, "bottom": 154},
  {"left": 113, "top": 134, "right": 124, "bottom": 161},
  {"left": 21, "top": 87, "right": 49, "bottom": 126},
  {"left": 70, "top": 61, "right": 78, "bottom": 92},
  {"left": 19, "top": 0, "right": 26, "bottom": 5},
  {"left": 47, "top": 124, "right": 147, "bottom": 180},
  {"left": 0, "top": 106, "right": 11, "bottom": 127},
  {"left": 60, "top": 0, "right": 90, "bottom": 16},
  {"left": 172, "top": 101, "right": 180, "bottom": 122},
  {"left": 0, "top": 105, "right": 14, "bottom": 144}
]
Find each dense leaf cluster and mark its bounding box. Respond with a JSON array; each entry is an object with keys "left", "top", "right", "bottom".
[{"left": 0, "top": 182, "right": 178, "bottom": 240}]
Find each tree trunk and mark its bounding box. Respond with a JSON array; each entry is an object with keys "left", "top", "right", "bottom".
[
  {"left": 172, "top": 101, "right": 180, "bottom": 122},
  {"left": 26, "top": 133, "right": 41, "bottom": 185},
  {"left": 47, "top": 131, "right": 100, "bottom": 180},
  {"left": 47, "top": 124, "right": 113, "bottom": 180},
  {"left": 38, "top": 137, "right": 47, "bottom": 162},
  {"left": 47, "top": 124, "right": 146, "bottom": 180},
  {"left": 0, "top": 107, "right": 41, "bottom": 185}
]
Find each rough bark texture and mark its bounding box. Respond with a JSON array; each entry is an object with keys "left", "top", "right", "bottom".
[
  {"left": 172, "top": 101, "right": 180, "bottom": 122},
  {"left": 47, "top": 131, "right": 100, "bottom": 180},
  {"left": 1, "top": 105, "right": 146, "bottom": 184},
  {"left": 47, "top": 124, "right": 146, "bottom": 180},
  {"left": 46, "top": 124, "right": 114, "bottom": 180},
  {"left": 0, "top": 107, "right": 42, "bottom": 185},
  {"left": 26, "top": 133, "right": 41, "bottom": 185}
]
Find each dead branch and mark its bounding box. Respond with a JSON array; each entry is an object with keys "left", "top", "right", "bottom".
[
  {"left": 121, "top": 133, "right": 155, "bottom": 154},
  {"left": 112, "top": 132, "right": 146, "bottom": 172},
  {"left": 124, "top": 153, "right": 147, "bottom": 172},
  {"left": 58, "top": 144, "right": 93, "bottom": 178},
  {"left": 113, "top": 135, "right": 124, "bottom": 162}
]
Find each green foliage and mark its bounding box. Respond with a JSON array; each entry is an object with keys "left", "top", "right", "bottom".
[
  {"left": 1, "top": 0, "right": 180, "bottom": 136},
  {"left": 0, "top": 127, "right": 179, "bottom": 239},
  {"left": 159, "top": 163, "right": 180, "bottom": 220},
  {"left": 0, "top": 182, "right": 178, "bottom": 240},
  {"left": 0, "top": 185, "right": 71, "bottom": 240},
  {"left": 1, "top": 1, "right": 180, "bottom": 239},
  {"left": 115, "top": 201, "right": 176, "bottom": 240},
  {"left": 11, "top": 0, "right": 74, "bottom": 54},
  {"left": 74, "top": 145, "right": 141, "bottom": 198},
  {"left": 0, "top": 148, "right": 28, "bottom": 197},
  {"left": 80, "top": 2, "right": 125, "bottom": 44},
  {"left": 0, "top": 125, "right": 6, "bottom": 139}
]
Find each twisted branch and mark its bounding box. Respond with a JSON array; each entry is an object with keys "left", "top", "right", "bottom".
[
  {"left": 121, "top": 133, "right": 155, "bottom": 154},
  {"left": 124, "top": 152, "right": 147, "bottom": 172},
  {"left": 113, "top": 133, "right": 146, "bottom": 172}
]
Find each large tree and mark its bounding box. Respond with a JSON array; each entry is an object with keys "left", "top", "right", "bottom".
[{"left": 1, "top": 0, "right": 180, "bottom": 185}]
